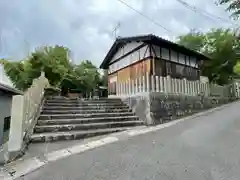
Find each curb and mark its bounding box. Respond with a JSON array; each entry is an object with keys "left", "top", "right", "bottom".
[{"left": 1, "top": 101, "right": 238, "bottom": 179}]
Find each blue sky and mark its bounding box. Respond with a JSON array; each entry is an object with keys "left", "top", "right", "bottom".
[{"left": 0, "top": 0, "right": 235, "bottom": 67}]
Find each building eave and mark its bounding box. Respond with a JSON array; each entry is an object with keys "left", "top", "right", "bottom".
[{"left": 0, "top": 82, "right": 23, "bottom": 95}]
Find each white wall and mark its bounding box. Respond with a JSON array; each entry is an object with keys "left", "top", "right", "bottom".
[
  {"left": 109, "top": 45, "right": 149, "bottom": 74},
  {"left": 110, "top": 42, "right": 144, "bottom": 62},
  {"left": 108, "top": 43, "right": 200, "bottom": 74}
]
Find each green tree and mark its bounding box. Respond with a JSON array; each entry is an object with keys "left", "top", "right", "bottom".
[
  {"left": 178, "top": 30, "right": 205, "bottom": 52},
  {"left": 73, "top": 60, "right": 100, "bottom": 92},
  {"left": 177, "top": 28, "right": 240, "bottom": 85},
  {"left": 0, "top": 59, "right": 33, "bottom": 90},
  {"left": 0, "top": 45, "right": 73, "bottom": 91},
  {"left": 1, "top": 45, "right": 101, "bottom": 94},
  {"left": 218, "top": 0, "right": 240, "bottom": 19},
  {"left": 33, "top": 45, "right": 72, "bottom": 86}
]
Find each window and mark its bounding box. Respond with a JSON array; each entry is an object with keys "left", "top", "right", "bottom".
[{"left": 4, "top": 116, "right": 10, "bottom": 132}]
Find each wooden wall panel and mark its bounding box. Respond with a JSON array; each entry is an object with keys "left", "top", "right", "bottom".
[
  {"left": 108, "top": 59, "right": 152, "bottom": 83},
  {"left": 145, "top": 59, "right": 151, "bottom": 72},
  {"left": 117, "top": 68, "right": 130, "bottom": 82},
  {"left": 130, "top": 59, "right": 151, "bottom": 79}
]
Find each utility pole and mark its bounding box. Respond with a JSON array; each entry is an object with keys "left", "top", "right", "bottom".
[{"left": 112, "top": 22, "right": 121, "bottom": 39}]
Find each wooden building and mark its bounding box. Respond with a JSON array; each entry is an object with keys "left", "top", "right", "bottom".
[{"left": 100, "top": 34, "right": 209, "bottom": 95}]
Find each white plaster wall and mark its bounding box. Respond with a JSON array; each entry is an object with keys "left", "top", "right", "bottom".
[
  {"left": 109, "top": 43, "right": 200, "bottom": 74},
  {"left": 109, "top": 45, "right": 149, "bottom": 74},
  {"left": 111, "top": 42, "right": 144, "bottom": 62}
]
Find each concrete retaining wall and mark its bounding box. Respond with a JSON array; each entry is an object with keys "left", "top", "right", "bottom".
[{"left": 121, "top": 93, "right": 152, "bottom": 125}]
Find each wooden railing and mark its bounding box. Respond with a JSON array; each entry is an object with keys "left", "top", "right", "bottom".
[
  {"left": 112, "top": 73, "right": 210, "bottom": 97},
  {"left": 109, "top": 74, "right": 240, "bottom": 99}
]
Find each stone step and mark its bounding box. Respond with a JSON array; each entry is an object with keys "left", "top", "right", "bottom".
[
  {"left": 31, "top": 127, "right": 131, "bottom": 143},
  {"left": 43, "top": 105, "right": 129, "bottom": 110},
  {"left": 47, "top": 97, "right": 121, "bottom": 101},
  {"left": 45, "top": 100, "right": 124, "bottom": 104},
  {"left": 45, "top": 102, "right": 124, "bottom": 106},
  {"left": 39, "top": 112, "right": 136, "bottom": 120},
  {"left": 41, "top": 108, "right": 132, "bottom": 115},
  {"left": 42, "top": 106, "right": 130, "bottom": 111},
  {"left": 44, "top": 102, "right": 127, "bottom": 108},
  {"left": 34, "top": 120, "right": 144, "bottom": 133},
  {"left": 45, "top": 99, "right": 124, "bottom": 104},
  {"left": 37, "top": 116, "right": 139, "bottom": 125}
]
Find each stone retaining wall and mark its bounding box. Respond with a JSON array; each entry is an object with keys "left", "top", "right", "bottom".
[
  {"left": 121, "top": 93, "right": 152, "bottom": 125},
  {"left": 122, "top": 92, "right": 234, "bottom": 125}
]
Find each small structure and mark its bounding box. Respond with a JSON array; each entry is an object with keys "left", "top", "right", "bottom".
[
  {"left": 100, "top": 34, "right": 209, "bottom": 96},
  {"left": 98, "top": 34, "right": 233, "bottom": 127},
  {"left": 0, "top": 81, "right": 22, "bottom": 146}
]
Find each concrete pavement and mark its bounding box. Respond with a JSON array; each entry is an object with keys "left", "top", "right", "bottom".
[{"left": 12, "top": 101, "right": 240, "bottom": 179}]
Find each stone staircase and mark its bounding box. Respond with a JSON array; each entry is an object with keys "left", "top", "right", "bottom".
[{"left": 30, "top": 96, "right": 144, "bottom": 143}]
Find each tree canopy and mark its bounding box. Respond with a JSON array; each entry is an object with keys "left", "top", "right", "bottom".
[
  {"left": 0, "top": 45, "right": 101, "bottom": 93},
  {"left": 177, "top": 28, "right": 240, "bottom": 85},
  {"left": 218, "top": 0, "right": 240, "bottom": 19}
]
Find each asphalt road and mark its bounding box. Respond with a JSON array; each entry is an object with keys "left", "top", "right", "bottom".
[{"left": 17, "top": 101, "right": 240, "bottom": 180}]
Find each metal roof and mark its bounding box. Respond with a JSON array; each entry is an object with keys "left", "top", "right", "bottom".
[
  {"left": 100, "top": 34, "right": 210, "bottom": 69},
  {"left": 0, "top": 82, "right": 23, "bottom": 95}
]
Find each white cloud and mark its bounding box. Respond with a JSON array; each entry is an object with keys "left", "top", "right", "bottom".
[{"left": 0, "top": 0, "right": 233, "bottom": 67}]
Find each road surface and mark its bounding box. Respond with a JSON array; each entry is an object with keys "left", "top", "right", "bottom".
[{"left": 17, "top": 101, "right": 240, "bottom": 180}]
